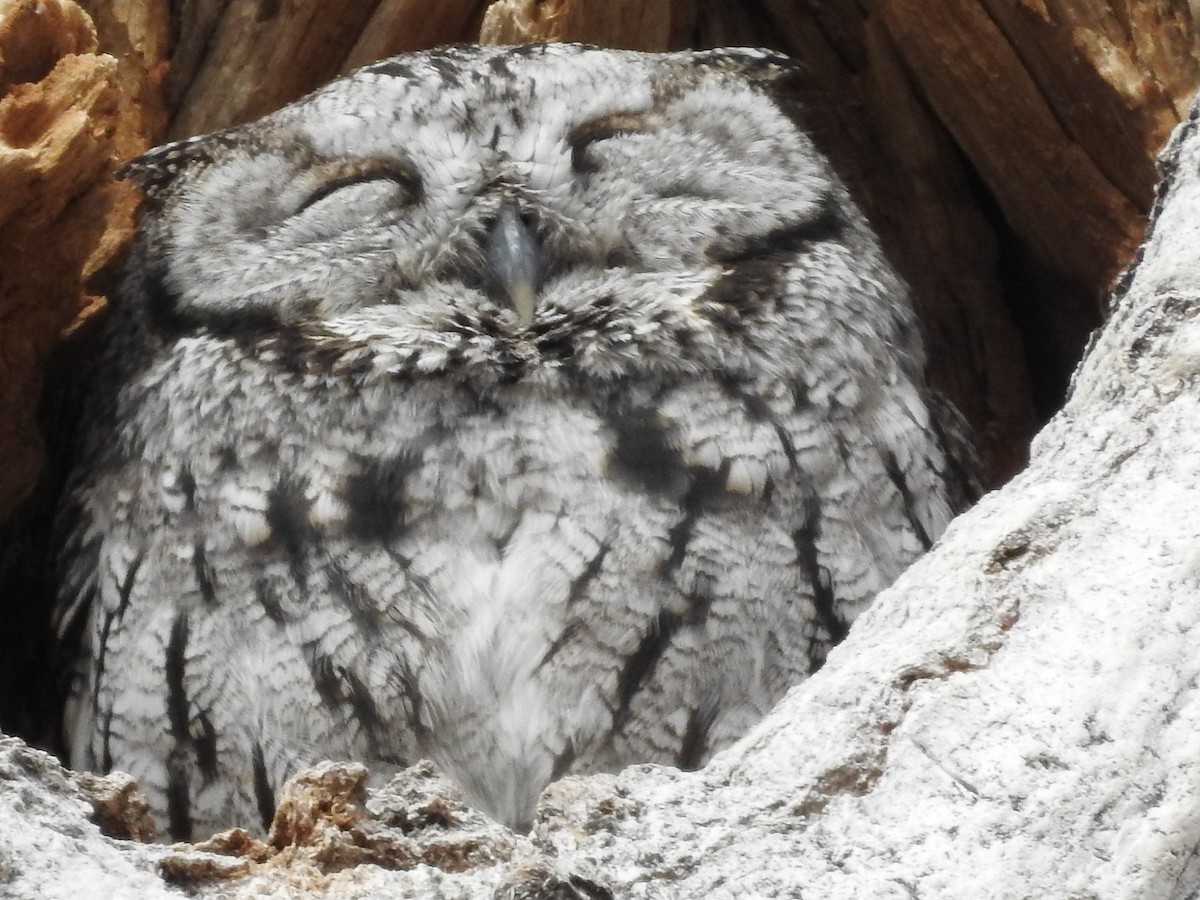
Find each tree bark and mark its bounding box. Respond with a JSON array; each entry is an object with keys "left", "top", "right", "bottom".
[{"left": 0, "top": 1, "right": 125, "bottom": 521}]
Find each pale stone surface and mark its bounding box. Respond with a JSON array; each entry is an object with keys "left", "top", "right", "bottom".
[{"left": 0, "top": 737, "right": 179, "bottom": 900}]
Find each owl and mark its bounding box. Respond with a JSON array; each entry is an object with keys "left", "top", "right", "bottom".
[{"left": 53, "top": 43, "right": 974, "bottom": 840}]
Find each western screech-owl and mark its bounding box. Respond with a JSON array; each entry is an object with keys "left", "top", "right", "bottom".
[{"left": 53, "top": 43, "right": 974, "bottom": 839}]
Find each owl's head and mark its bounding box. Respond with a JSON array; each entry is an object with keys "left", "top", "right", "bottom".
[{"left": 119, "top": 44, "right": 901, "bottom": 384}]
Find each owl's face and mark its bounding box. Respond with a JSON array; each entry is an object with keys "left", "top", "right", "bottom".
[{"left": 124, "top": 44, "right": 854, "bottom": 383}]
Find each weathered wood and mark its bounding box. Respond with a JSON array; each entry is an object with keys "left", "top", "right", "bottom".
[
  {"left": 479, "top": 0, "right": 675, "bottom": 50},
  {"left": 0, "top": 0, "right": 147, "bottom": 521},
  {"left": 340, "top": 0, "right": 488, "bottom": 73},
  {"left": 873, "top": 0, "right": 1198, "bottom": 427},
  {"left": 165, "top": 0, "right": 382, "bottom": 138},
  {"left": 877, "top": 1, "right": 1146, "bottom": 291}
]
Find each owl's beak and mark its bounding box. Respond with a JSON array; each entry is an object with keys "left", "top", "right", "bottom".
[{"left": 484, "top": 200, "right": 541, "bottom": 327}]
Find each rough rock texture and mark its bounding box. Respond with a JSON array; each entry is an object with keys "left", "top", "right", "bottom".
[
  {"left": 0, "top": 736, "right": 177, "bottom": 899},
  {"left": 0, "top": 740, "right": 542, "bottom": 898},
  {"left": 3, "top": 81, "right": 1200, "bottom": 900}
]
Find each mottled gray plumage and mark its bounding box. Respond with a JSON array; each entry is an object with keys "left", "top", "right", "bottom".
[{"left": 54, "top": 43, "right": 972, "bottom": 840}]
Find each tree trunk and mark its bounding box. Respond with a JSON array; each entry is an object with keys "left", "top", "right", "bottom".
[{"left": 2, "top": 1, "right": 1199, "bottom": 895}]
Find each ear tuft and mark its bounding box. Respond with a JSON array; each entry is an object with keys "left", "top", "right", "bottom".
[{"left": 117, "top": 133, "right": 233, "bottom": 201}]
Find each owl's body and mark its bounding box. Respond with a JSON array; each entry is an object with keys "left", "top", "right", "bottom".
[{"left": 55, "top": 44, "right": 970, "bottom": 839}]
